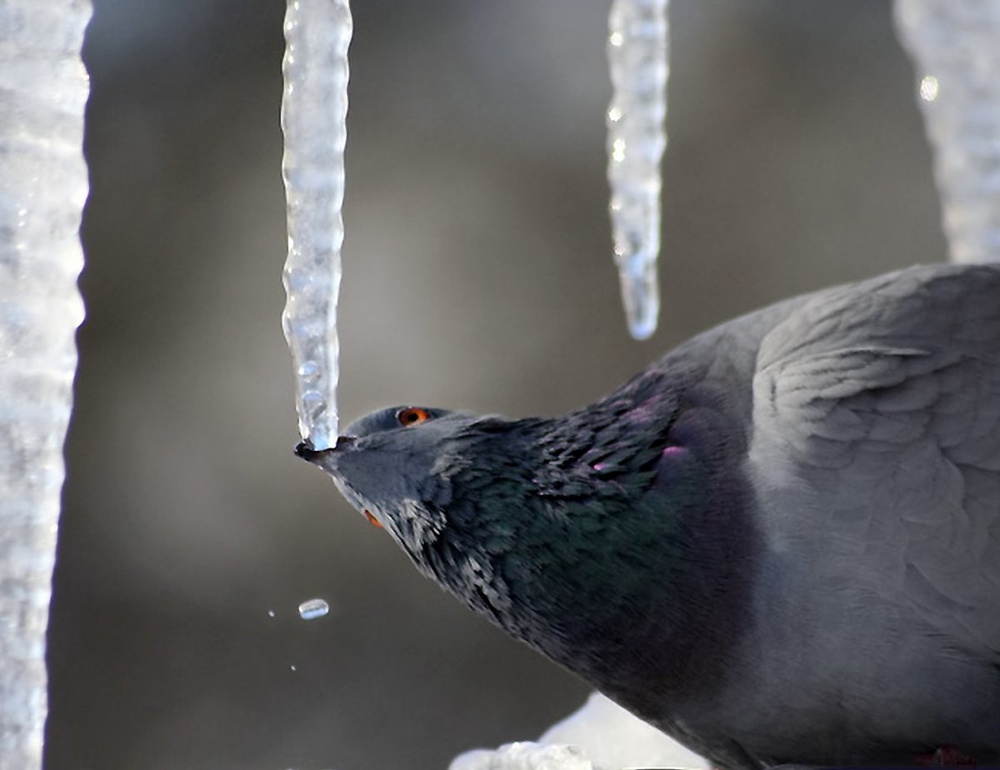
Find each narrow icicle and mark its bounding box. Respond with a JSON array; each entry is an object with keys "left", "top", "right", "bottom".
[
  {"left": 894, "top": 0, "right": 1000, "bottom": 264},
  {"left": 606, "top": 0, "right": 669, "bottom": 339},
  {"left": 0, "top": 0, "right": 90, "bottom": 765},
  {"left": 281, "top": 0, "right": 353, "bottom": 449}
]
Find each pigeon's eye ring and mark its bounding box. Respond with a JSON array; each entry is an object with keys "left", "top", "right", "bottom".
[{"left": 396, "top": 407, "right": 431, "bottom": 427}]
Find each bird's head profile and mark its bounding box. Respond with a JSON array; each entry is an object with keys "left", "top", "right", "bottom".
[{"left": 296, "top": 405, "right": 503, "bottom": 564}]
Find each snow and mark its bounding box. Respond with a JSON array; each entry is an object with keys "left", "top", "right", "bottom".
[{"left": 449, "top": 692, "right": 708, "bottom": 770}]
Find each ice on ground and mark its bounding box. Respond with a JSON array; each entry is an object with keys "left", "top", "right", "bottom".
[{"left": 449, "top": 692, "right": 708, "bottom": 770}]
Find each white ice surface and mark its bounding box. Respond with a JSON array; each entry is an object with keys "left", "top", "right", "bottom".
[{"left": 450, "top": 692, "right": 708, "bottom": 770}]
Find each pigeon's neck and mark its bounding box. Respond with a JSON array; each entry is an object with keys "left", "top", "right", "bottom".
[{"left": 432, "top": 369, "right": 760, "bottom": 712}]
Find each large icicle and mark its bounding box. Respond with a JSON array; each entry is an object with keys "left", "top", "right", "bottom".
[
  {"left": 894, "top": 0, "right": 1000, "bottom": 264},
  {"left": 281, "top": 0, "right": 352, "bottom": 450},
  {"left": 606, "top": 0, "right": 669, "bottom": 340},
  {"left": 0, "top": 0, "right": 90, "bottom": 765}
]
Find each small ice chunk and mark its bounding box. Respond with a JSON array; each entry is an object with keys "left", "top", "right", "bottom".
[
  {"left": 298, "top": 598, "right": 330, "bottom": 620},
  {"left": 267, "top": 609, "right": 276, "bottom": 618}
]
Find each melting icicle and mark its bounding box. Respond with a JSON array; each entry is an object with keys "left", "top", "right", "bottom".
[
  {"left": 298, "top": 598, "right": 330, "bottom": 620},
  {"left": 606, "top": 0, "right": 670, "bottom": 339},
  {"left": 281, "top": 0, "right": 353, "bottom": 449},
  {"left": 894, "top": 1, "right": 1000, "bottom": 264},
  {"left": 0, "top": 1, "right": 90, "bottom": 765}
]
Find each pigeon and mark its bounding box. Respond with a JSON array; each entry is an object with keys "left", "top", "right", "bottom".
[{"left": 297, "top": 263, "right": 1000, "bottom": 768}]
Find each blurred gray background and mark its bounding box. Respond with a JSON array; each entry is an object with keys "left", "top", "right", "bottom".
[{"left": 48, "top": 1, "right": 946, "bottom": 768}]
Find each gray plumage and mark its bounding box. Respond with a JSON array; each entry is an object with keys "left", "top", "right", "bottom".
[{"left": 298, "top": 263, "right": 1000, "bottom": 768}]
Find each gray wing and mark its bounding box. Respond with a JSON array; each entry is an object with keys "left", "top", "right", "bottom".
[{"left": 748, "top": 263, "right": 1000, "bottom": 657}]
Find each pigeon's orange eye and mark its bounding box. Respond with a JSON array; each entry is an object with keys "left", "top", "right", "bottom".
[{"left": 396, "top": 407, "right": 431, "bottom": 427}]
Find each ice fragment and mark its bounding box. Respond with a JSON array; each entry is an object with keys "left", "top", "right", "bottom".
[{"left": 298, "top": 598, "right": 330, "bottom": 620}]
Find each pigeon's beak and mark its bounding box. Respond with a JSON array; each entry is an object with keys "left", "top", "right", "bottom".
[
  {"left": 293, "top": 441, "right": 319, "bottom": 462},
  {"left": 294, "top": 435, "right": 357, "bottom": 465}
]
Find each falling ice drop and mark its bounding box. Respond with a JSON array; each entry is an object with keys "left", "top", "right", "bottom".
[
  {"left": 298, "top": 598, "right": 330, "bottom": 620},
  {"left": 281, "top": 0, "right": 353, "bottom": 450},
  {"left": 606, "top": 0, "right": 669, "bottom": 340}
]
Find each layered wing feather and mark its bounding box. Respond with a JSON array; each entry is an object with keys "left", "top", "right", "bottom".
[{"left": 749, "top": 264, "right": 1000, "bottom": 658}]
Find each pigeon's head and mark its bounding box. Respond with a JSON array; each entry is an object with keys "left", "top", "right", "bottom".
[{"left": 295, "top": 405, "right": 526, "bottom": 571}]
